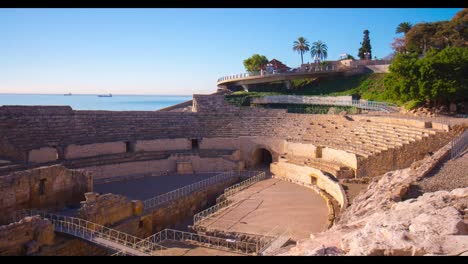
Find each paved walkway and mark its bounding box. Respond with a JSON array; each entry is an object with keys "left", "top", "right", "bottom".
[{"left": 199, "top": 178, "right": 329, "bottom": 240}]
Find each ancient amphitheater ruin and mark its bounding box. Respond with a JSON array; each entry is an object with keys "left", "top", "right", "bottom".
[{"left": 0, "top": 94, "right": 467, "bottom": 256}]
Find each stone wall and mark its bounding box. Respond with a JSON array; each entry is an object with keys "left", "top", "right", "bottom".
[
  {"left": 135, "top": 138, "right": 191, "bottom": 152},
  {"left": 65, "top": 142, "right": 126, "bottom": 159},
  {"left": 270, "top": 161, "right": 348, "bottom": 209},
  {"left": 28, "top": 147, "right": 58, "bottom": 163},
  {"left": 284, "top": 141, "right": 317, "bottom": 158},
  {"left": 82, "top": 159, "right": 175, "bottom": 180},
  {"left": 199, "top": 137, "right": 239, "bottom": 150},
  {"left": 0, "top": 216, "right": 54, "bottom": 256},
  {"left": 322, "top": 147, "right": 358, "bottom": 170},
  {"left": 0, "top": 165, "right": 92, "bottom": 225}
]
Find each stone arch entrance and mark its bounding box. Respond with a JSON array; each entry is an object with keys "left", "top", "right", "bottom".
[{"left": 251, "top": 148, "right": 273, "bottom": 168}]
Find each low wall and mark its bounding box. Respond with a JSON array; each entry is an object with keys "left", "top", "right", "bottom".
[
  {"left": 284, "top": 141, "right": 317, "bottom": 158},
  {"left": 65, "top": 142, "right": 126, "bottom": 159},
  {"left": 0, "top": 165, "right": 92, "bottom": 225},
  {"left": 270, "top": 161, "right": 347, "bottom": 209},
  {"left": 322, "top": 147, "right": 358, "bottom": 170},
  {"left": 0, "top": 216, "right": 54, "bottom": 256},
  {"left": 199, "top": 137, "right": 239, "bottom": 150},
  {"left": 28, "top": 147, "right": 58, "bottom": 163},
  {"left": 82, "top": 159, "right": 175, "bottom": 180},
  {"left": 135, "top": 138, "right": 191, "bottom": 152}
]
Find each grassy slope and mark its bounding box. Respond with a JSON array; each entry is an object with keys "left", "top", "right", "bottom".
[{"left": 225, "top": 73, "right": 396, "bottom": 106}]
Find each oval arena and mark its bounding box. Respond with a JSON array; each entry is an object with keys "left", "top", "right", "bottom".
[{"left": 0, "top": 94, "right": 460, "bottom": 256}]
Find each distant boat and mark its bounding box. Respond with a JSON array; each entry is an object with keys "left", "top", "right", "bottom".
[
  {"left": 64, "top": 93, "right": 72, "bottom": 96},
  {"left": 98, "top": 93, "right": 112, "bottom": 97}
]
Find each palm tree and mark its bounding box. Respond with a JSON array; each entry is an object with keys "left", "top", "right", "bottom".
[
  {"left": 310, "top": 40, "right": 328, "bottom": 63},
  {"left": 396, "top": 22, "right": 413, "bottom": 35},
  {"left": 293, "top": 37, "right": 310, "bottom": 65}
]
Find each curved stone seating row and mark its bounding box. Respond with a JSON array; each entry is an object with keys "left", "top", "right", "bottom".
[{"left": 284, "top": 155, "right": 354, "bottom": 179}]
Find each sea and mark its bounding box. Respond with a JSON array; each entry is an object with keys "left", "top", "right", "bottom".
[{"left": 0, "top": 94, "right": 193, "bottom": 111}]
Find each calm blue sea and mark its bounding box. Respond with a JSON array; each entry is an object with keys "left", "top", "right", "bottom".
[{"left": 0, "top": 94, "right": 193, "bottom": 111}]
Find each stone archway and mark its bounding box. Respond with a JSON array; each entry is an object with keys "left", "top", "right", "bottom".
[{"left": 251, "top": 148, "right": 273, "bottom": 168}]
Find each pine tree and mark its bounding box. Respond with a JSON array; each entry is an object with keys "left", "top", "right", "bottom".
[{"left": 358, "top": 30, "right": 372, "bottom": 60}]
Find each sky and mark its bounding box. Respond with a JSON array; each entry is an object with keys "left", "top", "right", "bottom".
[{"left": 0, "top": 8, "right": 462, "bottom": 95}]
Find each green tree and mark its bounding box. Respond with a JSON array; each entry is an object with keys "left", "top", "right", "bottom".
[
  {"left": 310, "top": 40, "right": 328, "bottom": 63},
  {"left": 396, "top": 22, "right": 413, "bottom": 35},
  {"left": 293, "top": 37, "right": 310, "bottom": 65},
  {"left": 243, "top": 54, "right": 269, "bottom": 73},
  {"left": 358, "top": 30, "right": 372, "bottom": 60},
  {"left": 383, "top": 47, "right": 468, "bottom": 106}
]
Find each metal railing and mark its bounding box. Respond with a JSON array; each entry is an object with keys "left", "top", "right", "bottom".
[
  {"left": 142, "top": 171, "right": 240, "bottom": 212},
  {"left": 216, "top": 171, "right": 267, "bottom": 203},
  {"left": 451, "top": 129, "right": 468, "bottom": 159},
  {"left": 217, "top": 65, "right": 341, "bottom": 83},
  {"left": 258, "top": 227, "right": 291, "bottom": 256},
  {"left": 140, "top": 228, "right": 258, "bottom": 255},
  {"left": 193, "top": 198, "right": 232, "bottom": 225},
  {"left": 13, "top": 209, "right": 166, "bottom": 256}
]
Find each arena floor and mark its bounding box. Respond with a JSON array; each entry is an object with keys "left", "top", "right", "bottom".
[{"left": 197, "top": 178, "right": 329, "bottom": 241}]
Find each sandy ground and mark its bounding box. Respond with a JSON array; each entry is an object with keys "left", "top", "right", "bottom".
[
  {"left": 94, "top": 172, "right": 220, "bottom": 200},
  {"left": 199, "top": 178, "right": 329, "bottom": 241}
]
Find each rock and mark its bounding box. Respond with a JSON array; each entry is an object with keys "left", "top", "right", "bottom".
[{"left": 24, "top": 240, "right": 39, "bottom": 255}]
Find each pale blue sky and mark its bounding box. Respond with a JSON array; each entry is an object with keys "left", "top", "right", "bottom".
[{"left": 0, "top": 8, "right": 462, "bottom": 95}]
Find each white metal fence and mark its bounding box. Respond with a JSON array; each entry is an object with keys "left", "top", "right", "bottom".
[
  {"left": 451, "top": 129, "right": 468, "bottom": 159},
  {"left": 13, "top": 209, "right": 166, "bottom": 256},
  {"left": 139, "top": 228, "right": 258, "bottom": 255},
  {"left": 193, "top": 198, "right": 232, "bottom": 225},
  {"left": 216, "top": 171, "right": 267, "bottom": 203}
]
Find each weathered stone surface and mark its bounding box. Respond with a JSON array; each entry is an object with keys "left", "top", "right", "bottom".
[
  {"left": 0, "top": 216, "right": 54, "bottom": 256},
  {"left": 77, "top": 192, "right": 138, "bottom": 226}
]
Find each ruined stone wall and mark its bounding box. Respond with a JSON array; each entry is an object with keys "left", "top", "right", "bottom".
[
  {"left": 37, "top": 235, "right": 111, "bottom": 256},
  {"left": 77, "top": 193, "right": 143, "bottom": 226},
  {"left": 28, "top": 147, "right": 58, "bottom": 163},
  {"left": 0, "top": 216, "right": 54, "bottom": 256},
  {"left": 0, "top": 165, "right": 92, "bottom": 225},
  {"left": 322, "top": 147, "right": 358, "bottom": 170}
]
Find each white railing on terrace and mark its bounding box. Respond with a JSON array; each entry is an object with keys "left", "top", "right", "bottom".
[
  {"left": 194, "top": 171, "right": 267, "bottom": 225},
  {"left": 13, "top": 209, "right": 166, "bottom": 256},
  {"left": 216, "top": 171, "right": 267, "bottom": 203},
  {"left": 142, "top": 170, "right": 263, "bottom": 213},
  {"left": 451, "top": 129, "right": 468, "bottom": 159},
  {"left": 138, "top": 228, "right": 258, "bottom": 255},
  {"left": 261, "top": 97, "right": 398, "bottom": 113},
  {"left": 217, "top": 65, "right": 341, "bottom": 83}
]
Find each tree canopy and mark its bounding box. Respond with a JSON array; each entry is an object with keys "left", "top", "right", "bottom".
[
  {"left": 310, "top": 40, "right": 328, "bottom": 62},
  {"left": 293, "top": 37, "right": 310, "bottom": 65},
  {"left": 396, "top": 22, "right": 413, "bottom": 35},
  {"left": 358, "top": 30, "right": 372, "bottom": 60},
  {"left": 383, "top": 47, "right": 468, "bottom": 106},
  {"left": 243, "top": 54, "right": 269, "bottom": 73},
  {"left": 405, "top": 8, "right": 467, "bottom": 55}
]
